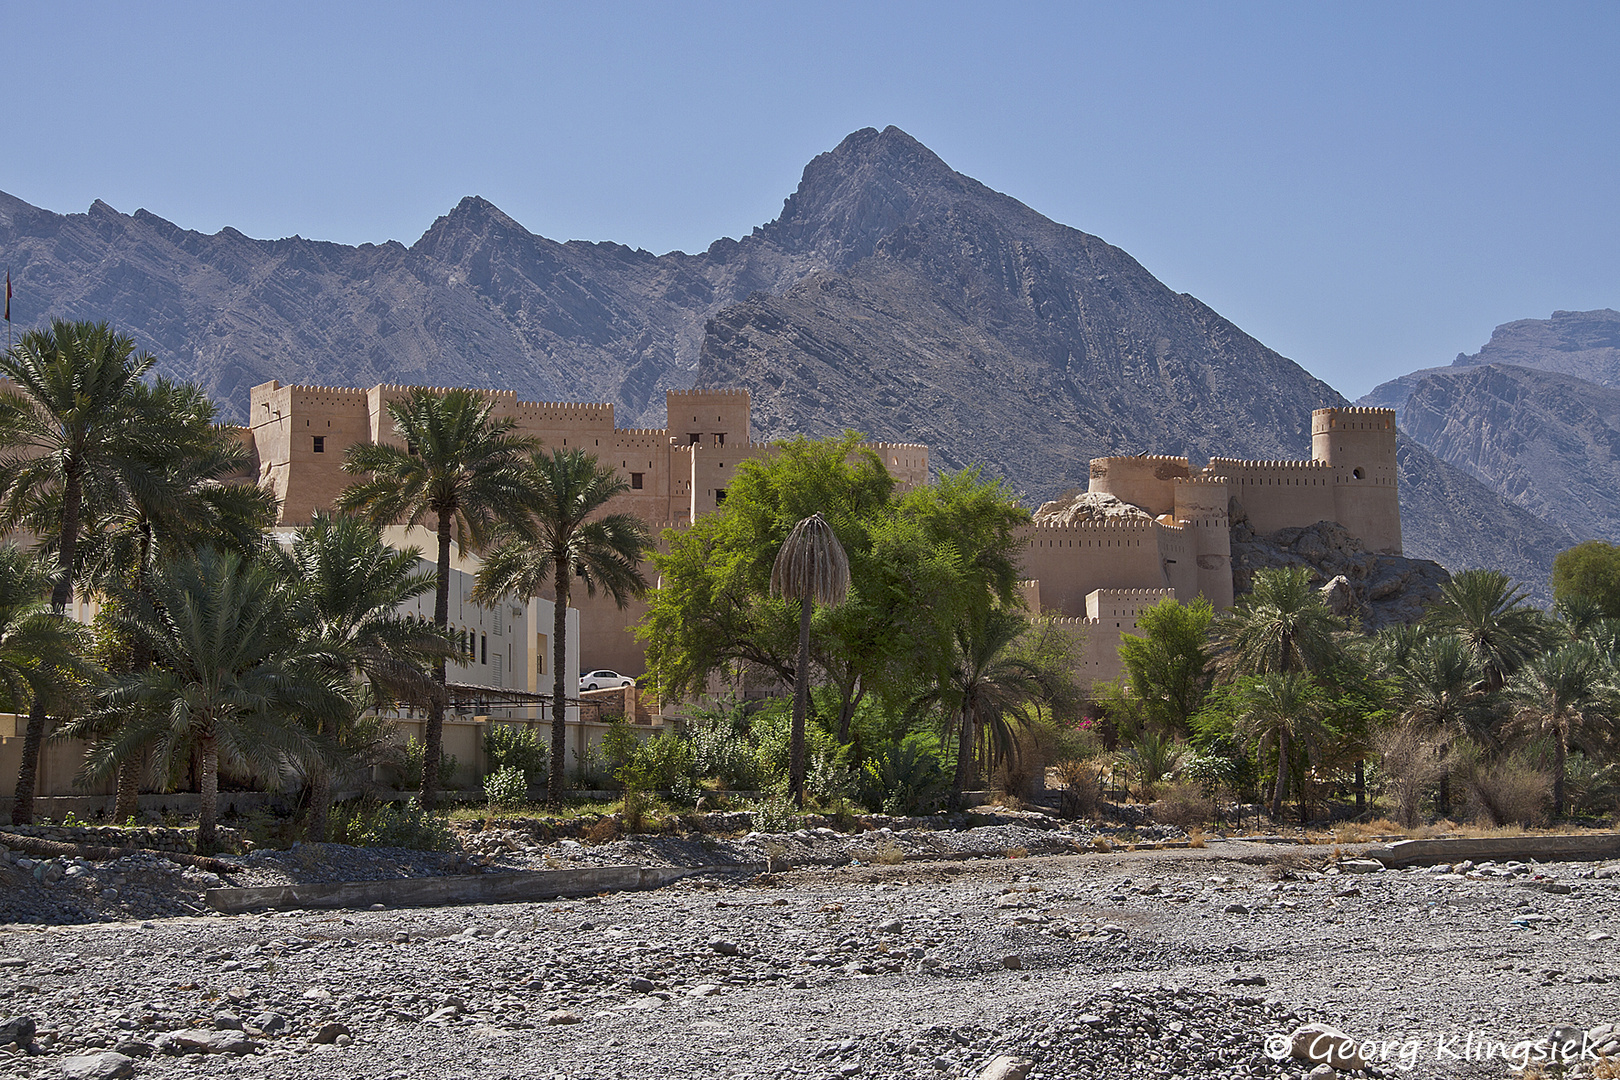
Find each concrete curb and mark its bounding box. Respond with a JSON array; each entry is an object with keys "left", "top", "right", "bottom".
[
  {"left": 1365, "top": 832, "right": 1620, "bottom": 868},
  {"left": 204, "top": 862, "right": 760, "bottom": 914}
]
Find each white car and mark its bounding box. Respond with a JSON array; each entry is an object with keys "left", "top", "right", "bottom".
[{"left": 578, "top": 669, "right": 635, "bottom": 692}]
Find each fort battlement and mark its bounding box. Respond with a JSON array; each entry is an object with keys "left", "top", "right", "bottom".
[
  {"left": 1090, "top": 588, "right": 1173, "bottom": 599},
  {"left": 668, "top": 388, "right": 749, "bottom": 400},
  {"left": 1024, "top": 518, "right": 1158, "bottom": 533},
  {"left": 1091, "top": 454, "right": 1190, "bottom": 468},
  {"left": 862, "top": 441, "right": 930, "bottom": 452},
  {"left": 1207, "top": 457, "right": 1330, "bottom": 471},
  {"left": 1313, "top": 406, "right": 1396, "bottom": 418},
  {"left": 287, "top": 385, "right": 369, "bottom": 397},
  {"left": 614, "top": 427, "right": 665, "bottom": 438}
]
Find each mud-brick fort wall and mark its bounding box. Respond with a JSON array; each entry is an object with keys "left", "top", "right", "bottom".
[
  {"left": 1017, "top": 520, "right": 1163, "bottom": 617},
  {"left": 1312, "top": 406, "right": 1401, "bottom": 554}
]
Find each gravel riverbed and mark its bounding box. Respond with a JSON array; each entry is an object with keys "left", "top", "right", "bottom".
[{"left": 1, "top": 837, "right": 1616, "bottom": 1079}]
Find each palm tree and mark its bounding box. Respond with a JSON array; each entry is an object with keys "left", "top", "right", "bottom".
[
  {"left": 474, "top": 448, "right": 652, "bottom": 804},
  {"left": 1393, "top": 633, "right": 1491, "bottom": 815},
  {"left": 1212, "top": 566, "right": 1345, "bottom": 679},
  {"left": 1424, "top": 569, "right": 1550, "bottom": 691},
  {"left": 1234, "top": 670, "right": 1328, "bottom": 820},
  {"left": 274, "top": 512, "right": 450, "bottom": 840},
  {"left": 0, "top": 320, "right": 157, "bottom": 824},
  {"left": 1505, "top": 641, "right": 1616, "bottom": 817},
  {"left": 909, "top": 607, "right": 1066, "bottom": 806},
  {"left": 0, "top": 545, "right": 87, "bottom": 740},
  {"left": 336, "top": 388, "right": 536, "bottom": 809},
  {"left": 770, "top": 513, "right": 850, "bottom": 806},
  {"left": 74, "top": 377, "right": 276, "bottom": 820},
  {"left": 96, "top": 547, "right": 342, "bottom": 849}
]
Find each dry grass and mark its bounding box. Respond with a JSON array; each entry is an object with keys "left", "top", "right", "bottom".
[
  {"left": 1332, "top": 818, "right": 1408, "bottom": 843},
  {"left": 871, "top": 838, "right": 906, "bottom": 865},
  {"left": 1187, "top": 828, "right": 1208, "bottom": 849},
  {"left": 1003, "top": 846, "right": 1029, "bottom": 859},
  {"left": 1090, "top": 837, "right": 1113, "bottom": 853},
  {"left": 583, "top": 816, "right": 620, "bottom": 843}
]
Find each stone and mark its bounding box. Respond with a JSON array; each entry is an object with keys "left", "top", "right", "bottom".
[
  {"left": 709, "top": 939, "right": 740, "bottom": 956},
  {"left": 1338, "top": 859, "right": 1385, "bottom": 874},
  {"left": 976, "top": 1054, "right": 1035, "bottom": 1080},
  {"left": 59, "top": 1051, "right": 135, "bottom": 1080},
  {"left": 1222, "top": 903, "right": 1250, "bottom": 914},
  {"left": 0, "top": 1015, "right": 35, "bottom": 1046},
  {"left": 312, "top": 1022, "right": 351, "bottom": 1044},
  {"left": 213, "top": 1011, "right": 243, "bottom": 1030},
  {"left": 249, "top": 1013, "right": 286, "bottom": 1034},
  {"left": 627, "top": 977, "right": 655, "bottom": 993},
  {"left": 545, "top": 1011, "right": 583, "bottom": 1025},
  {"left": 875, "top": 918, "right": 903, "bottom": 934},
  {"left": 686, "top": 984, "right": 721, "bottom": 997},
  {"left": 1289, "top": 1023, "right": 1366, "bottom": 1070},
  {"left": 112, "top": 1041, "right": 153, "bottom": 1058},
  {"left": 1001, "top": 954, "right": 1023, "bottom": 970},
  {"left": 154, "top": 1028, "right": 257, "bottom": 1055}
]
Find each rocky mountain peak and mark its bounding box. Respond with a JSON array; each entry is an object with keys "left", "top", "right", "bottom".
[{"left": 758, "top": 125, "right": 973, "bottom": 265}]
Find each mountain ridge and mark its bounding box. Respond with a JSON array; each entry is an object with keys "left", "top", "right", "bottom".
[{"left": 0, "top": 126, "right": 1576, "bottom": 593}]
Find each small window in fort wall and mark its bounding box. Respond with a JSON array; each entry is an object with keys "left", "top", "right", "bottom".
[
  {"left": 688, "top": 433, "right": 701, "bottom": 445},
  {"left": 715, "top": 432, "right": 725, "bottom": 446},
  {"left": 715, "top": 489, "right": 728, "bottom": 505},
  {"left": 312, "top": 436, "right": 325, "bottom": 453},
  {"left": 1353, "top": 468, "right": 1365, "bottom": 479},
  {"left": 631, "top": 472, "right": 644, "bottom": 489}
]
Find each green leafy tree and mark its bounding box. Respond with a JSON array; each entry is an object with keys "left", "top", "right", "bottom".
[
  {"left": 1423, "top": 568, "right": 1550, "bottom": 692},
  {"left": 0, "top": 321, "right": 159, "bottom": 823},
  {"left": 1391, "top": 632, "right": 1491, "bottom": 814},
  {"left": 273, "top": 512, "right": 450, "bottom": 840},
  {"left": 0, "top": 545, "right": 88, "bottom": 739},
  {"left": 336, "top": 388, "right": 536, "bottom": 809},
  {"left": 1116, "top": 596, "right": 1214, "bottom": 735},
  {"left": 95, "top": 547, "right": 345, "bottom": 849},
  {"left": 471, "top": 447, "right": 651, "bottom": 805},
  {"left": 1505, "top": 641, "right": 1616, "bottom": 817},
  {"left": 1552, "top": 540, "right": 1620, "bottom": 619}
]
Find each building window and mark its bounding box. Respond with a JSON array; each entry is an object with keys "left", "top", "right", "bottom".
[
  {"left": 481, "top": 634, "right": 488, "bottom": 664},
  {"left": 630, "top": 472, "right": 644, "bottom": 489},
  {"left": 688, "top": 433, "right": 701, "bottom": 445},
  {"left": 715, "top": 489, "right": 727, "bottom": 504},
  {"left": 536, "top": 633, "right": 547, "bottom": 675},
  {"left": 312, "top": 436, "right": 325, "bottom": 453},
  {"left": 715, "top": 432, "right": 725, "bottom": 446}
]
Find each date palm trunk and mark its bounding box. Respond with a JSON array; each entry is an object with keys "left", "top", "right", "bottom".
[
  {"left": 789, "top": 596, "right": 811, "bottom": 807},
  {"left": 550, "top": 567, "right": 571, "bottom": 805},
  {"left": 198, "top": 733, "right": 219, "bottom": 853},
  {"left": 420, "top": 517, "right": 453, "bottom": 810}
]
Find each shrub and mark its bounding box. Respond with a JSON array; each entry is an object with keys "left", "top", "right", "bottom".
[
  {"left": 687, "top": 716, "right": 760, "bottom": 790},
  {"left": 751, "top": 793, "right": 798, "bottom": 832},
  {"left": 748, "top": 703, "right": 852, "bottom": 799},
  {"left": 1055, "top": 757, "right": 1106, "bottom": 819},
  {"left": 621, "top": 731, "right": 696, "bottom": 794},
  {"left": 860, "top": 735, "right": 950, "bottom": 815},
  {"left": 1375, "top": 723, "right": 1447, "bottom": 828},
  {"left": 483, "top": 725, "right": 546, "bottom": 787},
  {"left": 400, "top": 738, "right": 459, "bottom": 791},
  {"left": 328, "top": 799, "right": 451, "bottom": 851},
  {"left": 1150, "top": 781, "right": 1214, "bottom": 828},
  {"left": 483, "top": 766, "right": 528, "bottom": 810},
  {"left": 1460, "top": 754, "right": 1552, "bottom": 828},
  {"left": 1563, "top": 752, "right": 1620, "bottom": 819},
  {"left": 601, "top": 717, "right": 641, "bottom": 780}
]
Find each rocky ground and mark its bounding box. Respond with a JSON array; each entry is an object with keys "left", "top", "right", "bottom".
[{"left": 1, "top": 833, "right": 1616, "bottom": 1080}]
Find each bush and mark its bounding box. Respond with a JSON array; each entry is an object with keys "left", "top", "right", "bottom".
[
  {"left": 328, "top": 799, "right": 451, "bottom": 851},
  {"left": 1460, "top": 754, "right": 1552, "bottom": 828},
  {"left": 1150, "top": 781, "right": 1214, "bottom": 828},
  {"left": 1374, "top": 723, "right": 1447, "bottom": 828},
  {"left": 1055, "top": 757, "right": 1106, "bottom": 819},
  {"left": 1563, "top": 752, "right": 1620, "bottom": 819},
  {"left": 601, "top": 717, "right": 641, "bottom": 780},
  {"left": 621, "top": 731, "right": 695, "bottom": 794},
  {"left": 860, "top": 735, "right": 950, "bottom": 815},
  {"left": 483, "top": 766, "right": 528, "bottom": 809},
  {"left": 750, "top": 793, "right": 798, "bottom": 832},
  {"left": 687, "top": 716, "right": 760, "bottom": 790},
  {"left": 747, "top": 703, "right": 854, "bottom": 801},
  {"left": 400, "top": 738, "right": 459, "bottom": 791},
  {"left": 483, "top": 725, "right": 546, "bottom": 787}
]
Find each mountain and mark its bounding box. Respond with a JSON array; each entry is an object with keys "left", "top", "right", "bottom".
[
  {"left": 0, "top": 127, "right": 1576, "bottom": 592},
  {"left": 1361, "top": 308, "right": 1620, "bottom": 420}
]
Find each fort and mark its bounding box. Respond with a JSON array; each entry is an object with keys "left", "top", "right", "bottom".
[{"left": 240, "top": 380, "right": 1400, "bottom": 691}]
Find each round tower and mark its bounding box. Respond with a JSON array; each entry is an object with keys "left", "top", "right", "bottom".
[{"left": 1311, "top": 407, "right": 1401, "bottom": 554}]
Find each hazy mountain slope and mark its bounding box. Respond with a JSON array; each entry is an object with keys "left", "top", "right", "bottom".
[
  {"left": 1401, "top": 363, "right": 1620, "bottom": 542},
  {"left": 1361, "top": 308, "right": 1620, "bottom": 419}
]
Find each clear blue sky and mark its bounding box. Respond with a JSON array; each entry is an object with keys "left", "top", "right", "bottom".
[{"left": 2, "top": 1, "right": 1616, "bottom": 398}]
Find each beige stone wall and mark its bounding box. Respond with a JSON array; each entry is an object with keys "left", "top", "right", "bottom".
[
  {"left": 1173, "top": 476, "right": 1235, "bottom": 609},
  {"left": 1205, "top": 457, "right": 1337, "bottom": 536},
  {"left": 1016, "top": 519, "right": 1166, "bottom": 617}
]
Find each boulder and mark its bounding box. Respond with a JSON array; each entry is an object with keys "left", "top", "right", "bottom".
[
  {"left": 976, "top": 1054, "right": 1035, "bottom": 1080},
  {"left": 1289, "top": 1023, "right": 1366, "bottom": 1069},
  {"left": 59, "top": 1052, "right": 136, "bottom": 1080}
]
